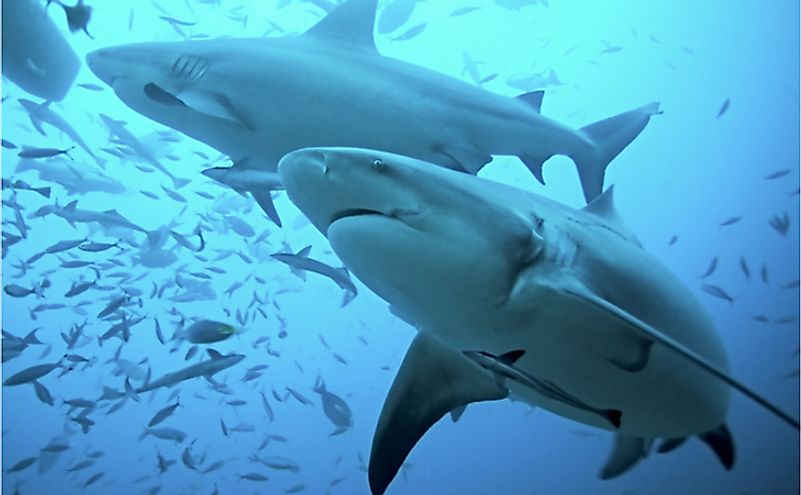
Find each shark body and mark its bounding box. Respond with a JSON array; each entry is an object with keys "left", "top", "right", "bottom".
[
  {"left": 86, "top": 0, "right": 658, "bottom": 224},
  {"left": 277, "top": 147, "right": 799, "bottom": 494}
]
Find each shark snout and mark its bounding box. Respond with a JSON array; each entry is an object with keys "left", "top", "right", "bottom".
[
  {"left": 85, "top": 48, "right": 116, "bottom": 84},
  {"left": 278, "top": 148, "right": 329, "bottom": 191}
]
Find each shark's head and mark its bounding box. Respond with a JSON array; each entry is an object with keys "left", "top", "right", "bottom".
[
  {"left": 87, "top": 42, "right": 182, "bottom": 97},
  {"left": 86, "top": 42, "right": 227, "bottom": 128},
  {"left": 278, "top": 147, "right": 545, "bottom": 326}
]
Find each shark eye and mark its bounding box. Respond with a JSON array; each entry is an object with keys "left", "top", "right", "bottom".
[{"left": 372, "top": 158, "right": 385, "bottom": 170}]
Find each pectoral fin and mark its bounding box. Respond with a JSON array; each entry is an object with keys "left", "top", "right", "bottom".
[
  {"left": 436, "top": 146, "right": 492, "bottom": 175},
  {"left": 600, "top": 435, "right": 652, "bottom": 480},
  {"left": 369, "top": 332, "right": 508, "bottom": 495},
  {"left": 250, "top": 190, "right": 282, "bottom": 227},
  {"left": 178, "top": 89, "right": 253, "bottom": 130},
  {"left": 564, "top": 286, "right": 800, "bottom": 430}
]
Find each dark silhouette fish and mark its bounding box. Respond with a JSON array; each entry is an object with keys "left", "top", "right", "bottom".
[
  {"left": 764, "top": 169, "right": 790, "bottom": 180},
  {"left": 700, "top": 257, "right": 718, "bottom": 278},
  {"left": 48, "top": 0, "right": 94, "bottom": 38},
  {"left": 739, "top": 257, "right": 750, "bottom": 281},
  {"left": 18, "top": 146, "right": 74, "bottom": 159},
  {"left": 701, "top": 284, "right": 734, "bottom": 303},
  {"left": 313, "top": 377, "right": 353, "bottom": 434},
  {"left": 716, "top": 98, "right": 730, "bottom": 118},
  {"left": 718, "top": 216, "right": 741, "bottom": 227}
]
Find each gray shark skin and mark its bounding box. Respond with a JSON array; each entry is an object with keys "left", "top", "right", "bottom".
[
  {"left": 85, "top": 0, "right": 658, "bottom": 204},
  {"left": 2, "top": 0, "right": 80, "bottom": 101},
  {"left": 277, "top": 147, "right": 798, "bottom": 495},
  {"left": 136, "top": 349, "right": 245, "bottom": 393}
]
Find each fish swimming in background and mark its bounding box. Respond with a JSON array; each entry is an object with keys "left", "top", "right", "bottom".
[
  {"left": 718, "top": 216, "right": 741, "bottom": 227},
  {"left": 47, "top": 0, "right": 94, "bottom": 38},
  {"left": 17, "top": 146, "right": 74, "bottom": 159},
  {"left": 312, "top": 377, "right": 353, "bottom": 435},
  {"left": 699, "top": 257, "right": 718, "bottom": 278},
  {"left": 271, "top": 246, "right": 357, "bottom": 306},
  {"left": 716, "top": 98, "right": 730, "bottom": 118}
]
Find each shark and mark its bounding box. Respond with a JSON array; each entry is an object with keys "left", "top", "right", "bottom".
[
  {"left": 2, "top": 0, "right": 80, "bottom": 101},
  {"left": 98, "top": 113, "right": 189, "bottom": 189},
  {"left": 136, "top": 349, "right": 245, "bottom": 393},
  {"left": 277, "top": 147, "right": 800, "bottom": 495},
  {"left": 85, "top": 0, "right": 658, "bottom": 224},
  {"left": 18, "top": 98, "right": 106, "bottom": 167},
  {"left": 34, "top": 200, "right": 145, "bottom": 232}
]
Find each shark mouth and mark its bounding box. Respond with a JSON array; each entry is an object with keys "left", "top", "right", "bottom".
[{"left": 329, "top": 207, "right": 422, "bottom": 231}]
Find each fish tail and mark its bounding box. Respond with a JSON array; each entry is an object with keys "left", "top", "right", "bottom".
[{"left": 570, "top": 102, "right": 662, "bottom": 203}]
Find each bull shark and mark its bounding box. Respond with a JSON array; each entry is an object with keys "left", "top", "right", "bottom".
[
  {"left": 32, "top": 200, "right": 153, "bottom": 244},
  {"left": 85, "top": 0, "right": 659, "bottom": 224},
  {"left": 98, "top": 113, "right": 189, "bottom": 189},
  {"left": 18, "top": 98, "right": 106, "bottom": 167},
  {"left": 136, "top": 349, "right": 245, "bottom": 393},
  {"left": 277, "top": 147, "right": 799, "bottom": 495}
]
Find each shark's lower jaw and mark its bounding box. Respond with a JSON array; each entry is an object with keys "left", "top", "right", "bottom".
[{"left": 328, "top": 208, "right": 422, "bottom": 234}]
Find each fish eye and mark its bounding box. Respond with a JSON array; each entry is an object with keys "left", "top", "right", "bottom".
[{"left": 372, "top": 158, "right": 385, "bottom": 170}]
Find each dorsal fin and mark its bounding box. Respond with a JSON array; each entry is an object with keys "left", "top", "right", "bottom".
[
  {"left": 296, "top": 245, "right": 312, "bottom": 258},
  {"left": 516, "top": 90, "right": 544, "bottom": 112},
  {"left": 305, "top": 0, "right": 378, "bottom": 52},
  {"left": 64, "top": 200, "right": 78, "bottom": 212},
  {"left": 498, "top": 349, "right": 525, "bottom": 365},
  {"left": 207, "top": 349, "right": 223, "bottom": 360},
  {"left": 582, "top": 185, "right": 617, "bottom": 218},
  {"left": 581, "top": 186, "right": 641, "bottom": 246}
]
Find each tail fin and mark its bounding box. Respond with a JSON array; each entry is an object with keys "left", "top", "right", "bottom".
[{"left": 572, "top": 102, "right": 661, "bottom": 203}]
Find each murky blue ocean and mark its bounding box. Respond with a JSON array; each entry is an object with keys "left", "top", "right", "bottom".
[{"left": 1, "top": 1, "right": 799, "bottom": 494}]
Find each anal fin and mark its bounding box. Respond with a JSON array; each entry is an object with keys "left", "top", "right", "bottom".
[{"left": 369, "top": 332, "right": 508, "bottom": 495}]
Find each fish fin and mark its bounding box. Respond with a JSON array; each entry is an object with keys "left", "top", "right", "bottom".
[
  {"left": 144, "top": 83, "right": 187, "bottom": 107},
  {"left": 498, "top": 349, "right": 525, "bottom": 365},
  {"left": 29, "top": 117, "right": 48, "bottom": 137},
  {"left": 698, "top": 424, "right": 735, "bottom": 469},
  {"left": 449, "top": 405, "right": 467, "bottom": 422},
  {"left": 296, "top": 245, "right": 312, "bottom": 258},
  {"left": 656, "top": 437, "right": 687, "bottom": 454},
  {"left": 581, "top": 186, "right": 641, "bottom": 246},
  {"left": 173, "top": 178, "right": 190, "bottom": 189},
  {"left": 207, "top": 349, "right": 223, "bottom": 360},
  {"left": 571, "top": 102, "right": 661, "bottom": 203},
  {"left": 64, "top": 200, "right": 78, "bottom": 212},
  {"left": 369, "top": 332, "right": 508, "bottom": 495},
  {"left": 250, "top": 191, "right": 282, "bottom": 227},
  {"left": 516, "top": 90, "right": 544, "bottom": 112},
  {"left": 599, "top": 435, "right": 651, "bottom": 480},
  {"left": 565, "top": 285, "right": 800, "bottom": 430},
  {"left": 437, "top": 146, "right": 492, "bottom": 174},
  {"left": 520, "top": 153, "right": 550, "bottom": 185},
  {"left": 177, "top": 89, "right": 251, "bottom": 129},
  {"left": 305, "top": 0, "right": 378, "bottom": 52}
]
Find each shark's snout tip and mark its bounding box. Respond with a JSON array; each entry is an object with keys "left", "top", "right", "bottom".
[{"left": 278, "top": 148, "right": 328, "bottom": 183}]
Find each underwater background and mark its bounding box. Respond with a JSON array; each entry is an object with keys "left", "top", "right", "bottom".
[{"left": 1, "top": 0, "right": 799, "bottom": 494}]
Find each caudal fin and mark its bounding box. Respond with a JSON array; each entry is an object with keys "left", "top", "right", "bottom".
[{"left": 572, "top": 102, "right": 661, "bottom": 203}]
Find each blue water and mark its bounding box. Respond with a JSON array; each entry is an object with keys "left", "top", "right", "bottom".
[{"left": 2, "top": 1, "right": 799, "bottom": 494}]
